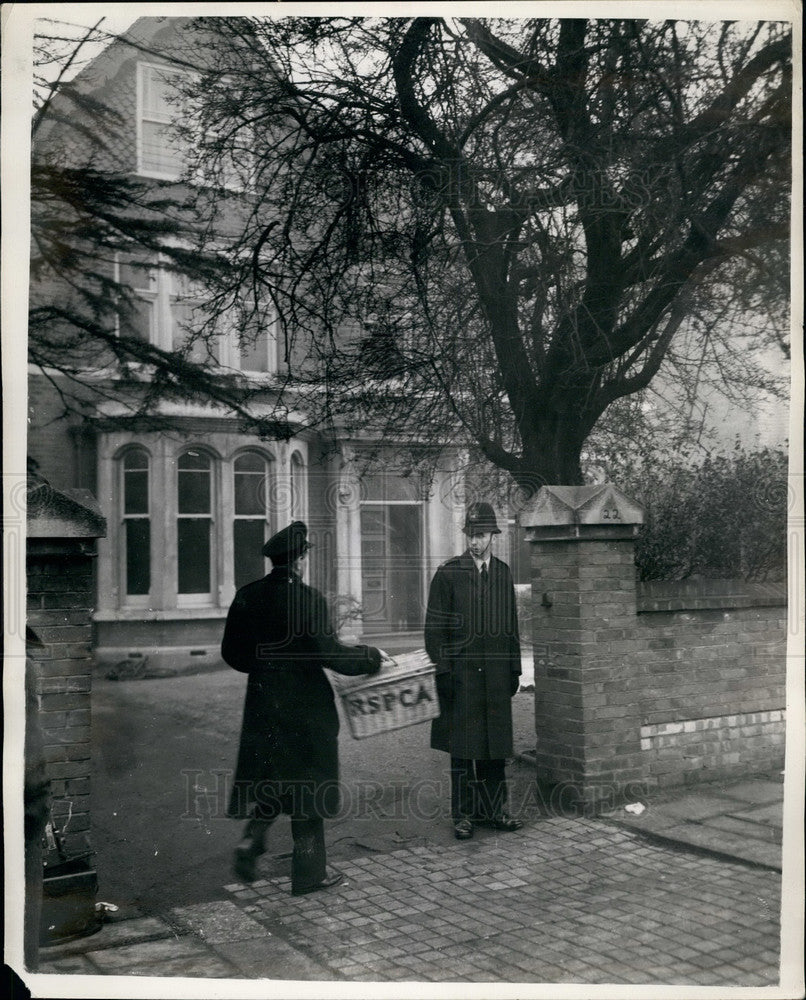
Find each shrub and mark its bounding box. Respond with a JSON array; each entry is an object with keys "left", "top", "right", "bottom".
[{"left": 622, "top": 446, "right": 788, "bottom": 581}]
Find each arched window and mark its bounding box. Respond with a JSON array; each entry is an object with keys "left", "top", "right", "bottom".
[
  {"left": 290, "top": 451, "right": 306, "bottom": 521},
  {"left": 177, "top": 450, "right": 213, "bottom": 596},
  {"left": 121, "top": 449, "right": 151, "bottom": 597},
  {"left": 233, "top": 452, "right": 271, "bottom": 589}
]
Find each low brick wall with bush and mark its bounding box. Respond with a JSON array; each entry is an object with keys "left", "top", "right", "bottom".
[{"left": 523, "top": 485, "right": 788, "bottom": 803}]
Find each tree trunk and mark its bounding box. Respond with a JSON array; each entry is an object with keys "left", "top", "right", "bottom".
[{"left": 515, "top": 414, "right": 587, "bottom": 493}]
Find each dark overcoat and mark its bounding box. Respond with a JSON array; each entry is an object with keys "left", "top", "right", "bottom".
[
  {"left": 425, "top": 552, "right": 521, "bottom": 759},
  {"left": 222, "top": 566, "right": 380, "bottom": 820}
]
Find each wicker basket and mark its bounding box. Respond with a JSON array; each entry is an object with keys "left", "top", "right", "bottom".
[{"left": 333, "top": 649, "right": 439, "bottom": 739}]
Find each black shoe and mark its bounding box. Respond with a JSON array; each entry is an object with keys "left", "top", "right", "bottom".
[
  {"left": 479, "top": 813, "right": 523, "bottom": 832},
  {"left": 233, "top": 842, "right": 264, "bottom": 882},
  {"left": 453, "top": 818, "right": 474, "bottom": 840},
  {"left": 291, "top": 871, "right": 344, "bottom": 897}
]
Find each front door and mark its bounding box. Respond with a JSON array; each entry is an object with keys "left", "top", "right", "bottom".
[{"left": 360, "top": 503, "right": 423, "bottom": 632}]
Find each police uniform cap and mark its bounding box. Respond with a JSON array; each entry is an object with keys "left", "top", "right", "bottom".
[{"left": 262, "top": 520, "right": 311, "bottom": 563}]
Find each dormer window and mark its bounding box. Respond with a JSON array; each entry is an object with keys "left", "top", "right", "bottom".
[
  {"left": 136, "top": 61, "right": 251, "bottom": 190},
  {"left": 137, "top": 62, "right": 193, "bottom": 180}
]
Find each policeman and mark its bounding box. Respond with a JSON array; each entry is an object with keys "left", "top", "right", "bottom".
[
  {"left": 425, "top": 502, "right": 523, "bottom": 839},
  {"left": 222, "top": 521, "right": 383, "bottom": 894}
]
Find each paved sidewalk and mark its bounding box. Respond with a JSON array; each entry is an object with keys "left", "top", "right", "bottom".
[
  {"left": 37, "top": 808, "right": 782, "bottom": 987},
  {"left": 604, "top": 774, "right": 784, "bottom": 871}
]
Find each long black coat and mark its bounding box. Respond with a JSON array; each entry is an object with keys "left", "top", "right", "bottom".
[
  {"left": 425, "top": 552, "right": 521, "bottom": 759},
  {"left": 222, "top": 566, "right": 380, "bottom": 820}
]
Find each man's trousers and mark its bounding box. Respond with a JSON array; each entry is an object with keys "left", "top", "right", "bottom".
[
  {"left": 246, "top": 813, "right": 326, "bottom": 893},
  {"left": 450, "top": 757, "right": 508, "bottom": 821}
]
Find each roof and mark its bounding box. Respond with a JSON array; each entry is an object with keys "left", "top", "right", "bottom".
[{"left": 27, "top": 483, "right": 107, "bottom": 538}]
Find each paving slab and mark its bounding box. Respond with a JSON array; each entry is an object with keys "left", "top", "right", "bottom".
[
  {"left": 37, "top": 953, "right": 98, "bottom": 975},
  {"left": 605, "top": 776, "right": 784, "bottom": 870},
  {"left": 97, "top": 952, "right": 239, "bottom": 978},
  {"left": 38, "top": 914, "right": 173, "bottom": 958},
  {"left": 639, "top": 792, "right": 739, "bottom": 822},
  {"left": 168, "top": 900, "right": 269, "bottom": 943},
  {"left": 711, "top": 779, "right": 785, "bottom": 805},
  {"left": 85, "top": 935, "right": 209, "bottom": 972},
  {"left": 729, "top": 801, "right": 784, "bottom": 827},
  {"left": 707, "top": 814, "right": 782, "bottom": 844},
  {"left": 637, "top": 817, "right": 780, "bottom": 869},
  {"left": 213, "top": 935, "right": 337, "bottom": 980}
]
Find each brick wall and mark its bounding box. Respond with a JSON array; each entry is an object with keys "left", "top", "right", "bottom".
[
  {"left": 632, "top": 580, "right": 786, "bottom": 787},
  {"left": 529, "top": 551, "right": 787, "bottom": 796}
]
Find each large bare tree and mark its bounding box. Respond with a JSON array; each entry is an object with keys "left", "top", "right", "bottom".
[
  {"left": 183, "top": 16, "right": 791, "bottom": 488},
  {"left": 28, "top": 17, "right": 791, "bottom": 483}
]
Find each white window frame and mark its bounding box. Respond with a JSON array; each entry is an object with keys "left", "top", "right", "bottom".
[
  {"left": 357, "top": 465, "right": 427, "bottom": 630},
  {"left": 115, "top": 240, "right": 275, "bottom": 373},
  {"left": 289, "top": 450, "right": 308, "bottom": 521},
  {"left": 176, "top": 448, "right": 217, "bottom": 607},
  {"left": 137, "top": 61, "right": 253, "bottom": 192},
  {"left": 115, "top": 251, "right": 225, "bottom": 363},
  {"left": 137, "top": 61, "right": 195, "bottom": 181},
  {"left": 171, "top": 271, "right": 223, "bottom": 363},
  {"left": 233, "top": 309, "right": 280, "bottom": 375},
  {"left": 191, "top": 240, "right": 278, "bottom": 374},
  {"left": 232, "top": 450, "right": 273, "bottom": 588},
  {"left": 119, "top": 447, "right": 153, "bottom": 608},
  {"left": 358, "top": 498, "right": 426, "bottom": 631},
  {"left": 113, "top": 253, "right": 159, "bottom": 344}
]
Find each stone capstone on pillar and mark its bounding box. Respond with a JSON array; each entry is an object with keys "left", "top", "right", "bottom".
[{"left": 521, "top": 483, "right": 645, "bottom": 540}]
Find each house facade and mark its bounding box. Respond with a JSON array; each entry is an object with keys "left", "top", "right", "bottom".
[{"left": 28, "top": 17, "right": 486, "bottom": 670}]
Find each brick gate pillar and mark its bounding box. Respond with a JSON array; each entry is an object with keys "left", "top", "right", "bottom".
[
  {"left": 520, "top": 484, "right": 646, "bottom": 810},
  {"left": 27, "top": 484, "right": 106, "bottom": 857}
]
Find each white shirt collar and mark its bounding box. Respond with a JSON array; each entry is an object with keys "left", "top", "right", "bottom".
[{"left": 471, "top": 554, "right": 489, "bottom": 573}]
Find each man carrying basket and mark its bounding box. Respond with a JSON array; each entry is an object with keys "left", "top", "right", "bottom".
[{"left": 222, "top": 521, "right": 384, "bottom": 895}]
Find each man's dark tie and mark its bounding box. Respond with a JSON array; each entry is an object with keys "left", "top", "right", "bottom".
[{"left": 479, "top": 564, "right": 489, "bottom": 632}]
